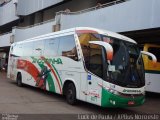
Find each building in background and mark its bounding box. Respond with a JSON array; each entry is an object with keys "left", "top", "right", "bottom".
[{"left": 0, "top": 0, "right": 160, "bottom": 67}]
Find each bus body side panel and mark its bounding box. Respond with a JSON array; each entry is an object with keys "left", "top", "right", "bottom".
[
  {"left": 145, "top": 73, "right": 160, "bottom": 93},
  {"left": 7, "top": 55, "right": 18, "bottom": 81},
  {"left": 53, "top": 56, "right": 83, "bottom": 97},
  {"left": 16, "top": 56, "right": 63, "bottom": 94},
  {"left": 16, "top": 56, "right": 84, "bottom": 97}
]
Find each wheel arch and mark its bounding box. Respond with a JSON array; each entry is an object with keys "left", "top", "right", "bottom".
[
  {"left": 16, "top": 70, "right": 23, "bottom": 81},
  {"left": 16, "top": 71, "right": 23, "bottom": 87},
  {"left": 17, "top": 71, "right": 21, "bottom": 78},
  {"left": 63, "top": 79, "right": 78, "bottom": 98}
]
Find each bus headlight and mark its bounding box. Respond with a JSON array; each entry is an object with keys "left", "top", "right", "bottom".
[
  {"left": 109, "top": 99, "right": 116, "bottom": 105},
  {"left": 108, "top": 89, "right": 120, "bottom": 95}
]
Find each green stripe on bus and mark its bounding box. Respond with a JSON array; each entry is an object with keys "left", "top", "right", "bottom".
[
  {"left": 39, "top": 64, "right": 55, "bottom": 92},
  {"left": 51, "top": 64, "right": 63, "bottom": 86},
  {"left": 145, "top": 70, "right": 160, "bottom": 74}
]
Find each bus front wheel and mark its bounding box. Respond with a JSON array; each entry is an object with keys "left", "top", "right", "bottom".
[
  {"left": 66, "top": 83, "right": 76, "bottom": 105},
  {"left": 16, "top": 73, "right": 23, "bottom": 87}
]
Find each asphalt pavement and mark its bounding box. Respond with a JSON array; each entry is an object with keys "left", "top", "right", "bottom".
[{"left": 0, "top": 72, "right": 159, "bottom": 120}]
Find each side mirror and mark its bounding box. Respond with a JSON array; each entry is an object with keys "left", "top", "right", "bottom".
[
  {"left": 89, "top": 41, "right": 113, "bottom": 60},
  {"left": 141, "top": 51, "right": 157, "bottom": 63}
]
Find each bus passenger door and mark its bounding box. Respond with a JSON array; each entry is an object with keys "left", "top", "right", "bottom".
[
  {"left": 85, "top": 48, "right": 103, "bottom": 106},
  {"left": 80, "top": 73, "right": 88, "bottom": 101},
  {"left": 86, "top": 74, "right": 102, "bottom": 106}
]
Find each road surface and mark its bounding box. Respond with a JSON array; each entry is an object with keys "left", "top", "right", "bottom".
[{"left": 0, "top": 72, "right": 159, "bottom": 120}]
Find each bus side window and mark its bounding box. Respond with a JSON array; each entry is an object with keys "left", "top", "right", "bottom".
[
  {"left": 12, "top": 44, "right": 23, "bottom": 57},
  {"left": 88, "top": 45, "right": 103, "bottom": 78},
  {"left": 33, "top": 40, "right": 44, "bottom": 56},
  {"left": 44, "top": 38, "right": 59, "bottom": 56},
  {"left": 58, "top": 35, "right": 78, "bottom": 61},
  {"left": 23, "top": 42, "right": 33, "bottom": 57},
  {"left": 78, "top": 33, "right": 103, "bottom": 78},
  {"left": 148, "top": 47, "right": 160, "bottom": 62},
  {"left": 80, "top": 44, "right": 103, "bottom": 78}
]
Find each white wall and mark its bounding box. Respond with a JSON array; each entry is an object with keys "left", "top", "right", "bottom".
[
  {"left": 0, "top": 0, "right": 19, "bottom": 26},
  {"left": 0, "top": 33, "right": 12, "bottom": 47},
  {"left": 17, "top": 0, "right": 64, "bottom": 15},
  {"left": 14, "top": 20, "right": 56, "bottom": 42},
  {"left": 60, "top": 0, "right": 160, "bottom": 32}
]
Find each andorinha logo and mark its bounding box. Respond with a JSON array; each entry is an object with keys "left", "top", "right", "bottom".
[
  {"left": 31, "top": 57, "right": 63, "bottom": 65},
  {"left": 123, "top": 89, "right": 141, "bottom": 93}
]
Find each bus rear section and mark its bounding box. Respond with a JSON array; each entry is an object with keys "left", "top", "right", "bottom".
[
  {"left": 7, "top": 27, "right": 156, "bottom": 108},
  {"left": 142, "top": 44, "right": 160, "bottom": 93}
]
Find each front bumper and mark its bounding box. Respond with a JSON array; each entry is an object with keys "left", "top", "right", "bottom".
[{"left": 101, "top": 89, "right": 145, "bottom": 108}]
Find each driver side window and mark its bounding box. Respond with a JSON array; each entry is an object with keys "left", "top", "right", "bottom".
[{"left": 79, "top": 33, "right": 103, "bottom": 78}]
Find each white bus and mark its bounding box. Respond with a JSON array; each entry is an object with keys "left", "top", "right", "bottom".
[
  {"left": 7, "top": 27, "right": 156, "bottom": 107},
  {"left": 142, "top": 44, "right": 160, "bottom": 93}
]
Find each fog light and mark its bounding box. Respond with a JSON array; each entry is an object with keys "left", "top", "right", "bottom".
[{"left": 110, "top": 99, "right": 116, "bottom": 105}]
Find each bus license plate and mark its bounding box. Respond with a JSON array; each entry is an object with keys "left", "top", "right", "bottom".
[{"left": 128, "top": 101, "right": 135, "bottom": 105}]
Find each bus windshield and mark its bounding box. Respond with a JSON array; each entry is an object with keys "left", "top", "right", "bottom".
[
  {"left": 103, "top": 36, "right": 145, "bottom": 88},
  {"left": 78, "top": 33, "right": 145, "bottom": 88}
]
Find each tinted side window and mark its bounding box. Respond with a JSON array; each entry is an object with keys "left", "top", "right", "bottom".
[
  {"left": 58, "top": 35, "right": 78, "bottom": 61},
  {"left": 44, "top": 38, "right": 59, "bottom": 56},
  {"left": 23, "top": 42, "right": 33, "bottom": 56},
  {"left": 78, "top": 33, "right": 103, "bottom": 78},
  {"left": 83, "top": 45, "right": 103, "bottom": 78},
  {"left": 33, "top": 40, "right": 44, "bottom": 56},
  {"left": 12, "top": 44, "right": 23, "bottom": 56}
]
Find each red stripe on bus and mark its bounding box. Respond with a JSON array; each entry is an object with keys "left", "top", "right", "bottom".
[
  {"left": 41, "top": 57, "right": 62, "bottom": 94},
  {"left": 17, "top": 59, "right": 40, "bottom": 82}
]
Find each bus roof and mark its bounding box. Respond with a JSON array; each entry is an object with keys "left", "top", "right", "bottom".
[
  {"left": 76, "top": 27, "right": 137, "bottom": 44},
  {"left": 14, "top": 27, "right": 137, "bottom": 44}
]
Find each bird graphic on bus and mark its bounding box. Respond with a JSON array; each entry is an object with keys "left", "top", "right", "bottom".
[{"left": 35, "top": 66, "right": 51, "bottom": 90}]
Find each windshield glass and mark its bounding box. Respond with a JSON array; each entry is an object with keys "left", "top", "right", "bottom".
[
  {"left": 77, "top": 32, "right": 145, "bottom": 88},
  {"left": 102, "top": 36, "right": 145, "bottom": 88}
]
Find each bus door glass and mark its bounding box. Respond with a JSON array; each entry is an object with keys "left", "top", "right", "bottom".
[{"left": 78, "top": 32, "right": 103, "bottom": 105}]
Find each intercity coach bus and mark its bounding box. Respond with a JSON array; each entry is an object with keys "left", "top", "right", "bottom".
[
  {"left": 142, "top": 44, "right": 160, "bottom": 93},
  {"left": 7, "top": 27, "right": 156, "bottom": 107}
]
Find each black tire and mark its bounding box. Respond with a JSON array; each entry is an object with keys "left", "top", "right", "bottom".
[
  {"left": 66, "top": 83, "right": 76, "bottom": 105},
  {"left": 17, "top": 73, "right": 23, "bottom": 87}
]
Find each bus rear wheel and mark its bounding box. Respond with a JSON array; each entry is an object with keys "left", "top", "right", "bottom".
[
  {"left": 17, "top": 73, "right": 23, "bottom": 87},
  {"left": 66, "top": 83, "right": 76, "bottom": 105}
]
